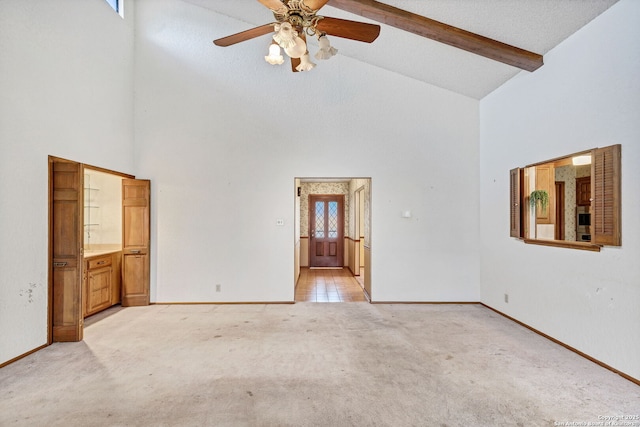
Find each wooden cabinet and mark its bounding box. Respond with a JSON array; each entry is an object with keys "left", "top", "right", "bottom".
[
  {"left": 576, "top": 176, "right": 591, "bottom": 206},
  {"left": 534, "top": 164, "right": 555, "bottom": 224},
  {"left": 84, "top": 252, "right": 121, "bottom": 317}
]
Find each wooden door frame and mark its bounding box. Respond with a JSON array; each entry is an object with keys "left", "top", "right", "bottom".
[
  {"left": 48, "top": 156, "right": 135, "bottom": 344},
  {"left": 555, "top": 181, "right": 565, "bottom": 241},
  {"left": 294, "top": 177, "right": 372, "bottom": 299},
  {"left": 354, "top": 186, "right": 366, "bottom": 276}
]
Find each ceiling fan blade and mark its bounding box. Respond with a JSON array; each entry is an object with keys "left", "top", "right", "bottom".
[
  {"left": 257, "top": 0, "right": 287, "bottom": 13},
  {"left": 328, "top": 0, "right": 543, "bottom": 71},
  {"left": 291, "top": 57, "right": 302, "bottom": 73},
  {"left": 304, "top": 0, "right": 330, "bottom": 10},
  {"left": 315, "top": 17, "right": 380, "bottom": 43},
  {"left": 213, "top": 23, "right": 275, "bottom": 47}
]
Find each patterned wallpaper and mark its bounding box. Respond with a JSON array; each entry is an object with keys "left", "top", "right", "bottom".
[
  {"left": 575, "top": 165, "right": 590, "bottom": 178},
  {"left": 299, "top": 182, "right": 350, "bottom": 237},
  {"left": 298, "top": 180, "right": 372, "bottom": 248},
  {"left": 555, "top": 165, "right": 577, "bottom": 241}
]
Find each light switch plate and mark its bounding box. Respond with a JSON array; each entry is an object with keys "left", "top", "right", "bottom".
[{"left": 276, "top": 219, "right": 285, "bottom": 226}]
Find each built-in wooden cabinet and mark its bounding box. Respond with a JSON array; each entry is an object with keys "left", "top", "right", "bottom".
[
  {"left": 534, "top": 164, "right": 555, "bottom": 224},
  {"left": 84, "top": 252, "right": 121, "bottom": 317},
  {"left": 576, "top": 176, "right": 591, "bottom": 206}
]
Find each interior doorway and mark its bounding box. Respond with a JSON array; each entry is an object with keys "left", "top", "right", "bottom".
[
  {"left": 48, "top": 156, "right": 150, "bottom": 343},
  {"left": 294, "top": 178, "right": 372, "bottom": 301}
]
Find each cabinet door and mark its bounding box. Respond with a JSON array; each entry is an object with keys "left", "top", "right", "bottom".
[
  {"left": 535, "top": 164, "right": 555, "bottom": 224},
  {"left": 86, "top": 266, "right": 112, "bottom": 315},
  {"left": 576, "top": 177, "right": 591, "bottom": 206},
  {"left": 122, "top": 179, "right": 150, "bottom": 306}
]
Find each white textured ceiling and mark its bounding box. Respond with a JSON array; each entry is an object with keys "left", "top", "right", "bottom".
[{"left": 183, "top": 0, "right": 618, "bottom": 99}]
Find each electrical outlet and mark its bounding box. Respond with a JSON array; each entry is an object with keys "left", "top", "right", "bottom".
[
  {"left": 216, "top": 284, "right": 221, "bottom": 292},
  {"left": 504, "top": 293, "right": 509, "bottom": 303}
]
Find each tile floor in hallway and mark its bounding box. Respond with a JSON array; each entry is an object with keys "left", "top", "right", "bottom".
[{"left": 295, "top": 267, "right": 367, "bottom": 302}]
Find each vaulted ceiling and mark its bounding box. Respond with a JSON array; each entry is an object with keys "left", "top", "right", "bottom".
[{"left": 183, "top": 0, "right": 618, "bottom": 99}]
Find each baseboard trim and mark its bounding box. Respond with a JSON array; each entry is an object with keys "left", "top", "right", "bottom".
[
  {"left": 481, "top": 303, "right": 640, "bottom": 387},
  {"left": 370, "top": 301, "right": 480, "bottom": 304},
  {"left": 346, "top": 265, "right": 357, "bottom": 276},
  {"left": 0, "top": 343, "right": 49, "bottom": 369},
  {"left": 152, "top": 301, "right": 295, "bottom": 305}
]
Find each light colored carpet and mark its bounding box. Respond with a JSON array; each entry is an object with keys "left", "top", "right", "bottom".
[{"left": 1, "top": 303, "right": 638, "bottom": 426}]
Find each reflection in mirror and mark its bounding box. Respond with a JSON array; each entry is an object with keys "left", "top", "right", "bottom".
[
  {"left": 523, "top": 155, "right": 591, "bottom": 242},
  {"left": 510, "top": 144, "right": 621, "bottom": 249}
]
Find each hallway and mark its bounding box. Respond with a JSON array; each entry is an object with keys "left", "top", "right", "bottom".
[{"left": 295, "top": 268, "right": 367, "bottom": 302}]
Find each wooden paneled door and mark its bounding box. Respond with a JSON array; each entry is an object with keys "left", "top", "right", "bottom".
[
  {"left": 122, "top": 179, "right": 150, "bottom": 306},
  {"left": 50, "top": 158, "right": 83, "bottom": 342},
  {"left": 309, "top": 195, "right": 344, "bottom": 267}
]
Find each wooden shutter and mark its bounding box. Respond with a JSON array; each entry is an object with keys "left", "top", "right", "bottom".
[
  {"left": 591, "top": 144, "right": 621, "bottom": 246},
  {"left": 122, "top": 179, "right": 151, "bottom": 306},
  {"left": 509, "top": 168, "right": 521, "bottom": 238}
]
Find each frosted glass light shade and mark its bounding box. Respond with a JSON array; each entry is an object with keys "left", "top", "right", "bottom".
[
  {"left": 273, "top": 22, "right": 297, "bottom": 49},
  {"left": 284, "top": 37, "right": 307, "bottom": 59},
  {"left": 315, "top": 35, "right": 337, "bottom": 60},
  {"left": 296, "top": 53, "right": 316, "bottom": 72},
  {"left": 265, "top": 43, "right": 284, "bottom": 65}
]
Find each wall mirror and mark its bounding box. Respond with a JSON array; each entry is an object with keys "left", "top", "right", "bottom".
[{"left": 510, "top": 144, "right": 621, "bottom": 251}]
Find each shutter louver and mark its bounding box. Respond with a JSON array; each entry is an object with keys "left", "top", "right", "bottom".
[{"left": 592, "top": 144, "right": 621, "bottom": 246}]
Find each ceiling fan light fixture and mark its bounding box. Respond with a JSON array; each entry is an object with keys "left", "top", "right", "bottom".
[
  {"left": 296, "top": 53, "right": 316, "bottom": 72},
  {"left": 314, "top": 34, "right": 337, "bottom": 60},
  {"left": 273, "top": 22, "right": 298, "bottom": 49},
  {"left": 284, "top": 36, "right": 307, "bottom": 59},
  {"left": 265, "top": 42, "right": 284, "bottom": 65}
]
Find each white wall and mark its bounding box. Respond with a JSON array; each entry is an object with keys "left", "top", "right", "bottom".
[
  {"left": 134, "top": 0, "right": 480, "bottom": 303},
  {"left": 0, "top": 0, "right": 135, "bottom": 364},
  {"left": 480, "top": 0, "right": 640, "bottom": 380},
  {"left": 84, "top": 169, "right": 123, "bottom": 248}
]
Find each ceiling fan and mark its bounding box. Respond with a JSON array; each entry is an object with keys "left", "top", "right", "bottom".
[
  {"left": 213, "top": 0, "right": 543, "bottom": 73},
  {"left": 213, "top": 0, "right": 381, "bottom": 72}
]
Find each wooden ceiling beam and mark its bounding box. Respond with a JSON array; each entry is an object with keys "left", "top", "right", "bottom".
[{"left": 327, "top": 0, "right": 544, "bottom": 71}]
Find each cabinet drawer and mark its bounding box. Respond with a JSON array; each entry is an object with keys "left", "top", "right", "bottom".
[{"left": 88, "top": 255, "right": 112, "bottom": 270}]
